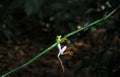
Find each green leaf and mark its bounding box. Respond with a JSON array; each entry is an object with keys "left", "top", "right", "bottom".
[
  {"left": 24, "top": 0, "right": 43, "bottom": 16},
  {"left": 10, "top": 0, "right": 25, "bottom": 9},
  {"left": 50, "top": 3, "right": 65, "bottom": 11},
  {"left": 90, "top": 27, "right": 97, "bottom": 32},
  {"left": 0, "top": 24, "right": 14, "bottom": 40}
]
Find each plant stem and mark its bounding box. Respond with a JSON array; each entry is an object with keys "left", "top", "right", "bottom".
[
  {"left": 0, "top": 42, "right": 59, "bottom": 77},
  {"left": 1, "top": 5, "right": 119, "bottom": 77}
]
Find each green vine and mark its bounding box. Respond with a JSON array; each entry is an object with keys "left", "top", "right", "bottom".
[{"left": 1, "top": 5, "right": 119, "bottom": 77}]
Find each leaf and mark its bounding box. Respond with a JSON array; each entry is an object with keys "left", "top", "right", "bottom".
[
  {"left": 24, "top": 0, "right": 43, "bottom": 16},
  {"left": 0, "top": 24, "right": 14, "bottom": 40},
  {"left": 50, "top": 3, "right": 65, "bottom": 11},
  {"left": 90, "top": 26, "right": 97, "bottom": 32},
  {"left": 10, "top": 0, "right": 25, "bottom": 9}
]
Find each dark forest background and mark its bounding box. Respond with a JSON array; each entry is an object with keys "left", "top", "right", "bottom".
[{"left": 0, "top": 0, "right": 120, "bottom": 77}]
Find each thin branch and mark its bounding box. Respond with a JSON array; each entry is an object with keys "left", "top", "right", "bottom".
[{"left": 1, "top": 5, "right": 119, "bottom": 77}]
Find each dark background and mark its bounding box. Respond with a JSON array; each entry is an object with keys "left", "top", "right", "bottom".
[{"left": 0, "top": 0, "right": 120, "bottom": 77}]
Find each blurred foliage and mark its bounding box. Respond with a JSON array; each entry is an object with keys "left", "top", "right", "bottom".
[
  {"left": 0, "top": 0, "right": 119, "bottom": 41},
  {"left": 0, "top": 0, "right": 95, "bottom": 41}
]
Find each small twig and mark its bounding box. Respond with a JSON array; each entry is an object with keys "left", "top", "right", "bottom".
[{"left": 0, "top": 5, "right": 119, "bottom": 77}]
